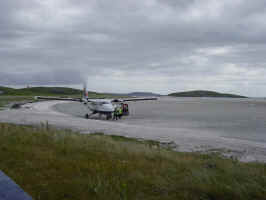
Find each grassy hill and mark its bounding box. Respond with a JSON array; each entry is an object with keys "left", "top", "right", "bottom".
[
  {"left": 0, "top": 86, "right": 16, "bottom": 95},
  {"left": 127, "top": 92, "right": 161, "bottom": 97},
  {"left": 169, "top": 90, "right": 247, "bottom": 98},
  {"left": 0, "top": 86, "right": 97, "bottom": 96}
]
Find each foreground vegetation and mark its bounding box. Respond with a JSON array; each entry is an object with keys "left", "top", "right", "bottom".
[
  {"left": 169, "top": 90, "right": 247, "bottom": 98},
  {"left": 0, "top": 123, "right": 265, "bottom": 200}
]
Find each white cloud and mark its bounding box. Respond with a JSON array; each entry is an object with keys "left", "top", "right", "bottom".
[{"left": 196, "top": 46, "right": 232, "bottom": 56}]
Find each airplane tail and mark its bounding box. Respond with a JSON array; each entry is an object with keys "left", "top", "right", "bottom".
[{"left": 83, "top": 83, "right": 89, "bottom": 99}]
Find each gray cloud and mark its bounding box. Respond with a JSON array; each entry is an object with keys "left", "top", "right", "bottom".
[
  {"left": 0, "top": 0, "right": 266, "bottom": 96},
  {"left": 0, "top": 69, "right": 83, "bottom": 85}
]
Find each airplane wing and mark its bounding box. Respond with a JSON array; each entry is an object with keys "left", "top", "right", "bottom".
[
  {"left": 35, "top": 96, "right": 82, "bottom": 102},
  {"left": 112, "top": 97, "right": 158, "bottom": 102},
  {"left": 35, "top": 96, "right": 113, "bottom": 103},
  {"left": 36, "top": 96, "right": 158, "bottom": 103}
]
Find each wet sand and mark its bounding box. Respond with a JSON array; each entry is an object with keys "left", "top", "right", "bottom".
[{"left": 0, "top": 98, "right": 266, "bottom": 162}]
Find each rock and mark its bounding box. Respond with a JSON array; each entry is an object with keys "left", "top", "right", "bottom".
[{"left": 11, "top": 103, "right": 22, "bottom": 109}]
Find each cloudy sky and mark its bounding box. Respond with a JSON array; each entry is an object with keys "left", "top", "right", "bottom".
[{"left": 1, "top": 0, "right": 266, "bottom": 96}]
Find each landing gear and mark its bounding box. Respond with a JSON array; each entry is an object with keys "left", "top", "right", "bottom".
[
  {"left": 85, "top": 111, "right": 97, "bottom": 119},
  {"left": 85, "top": 112, "right": 112, "bottom": 120}
]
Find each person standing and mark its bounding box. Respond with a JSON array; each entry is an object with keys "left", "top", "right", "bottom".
[
  {"left": 113, "top": 106, "right": 119, "bottom": 120},
  {"left": 124, "top": 104, "right": 129, "bottom": 115},
  {"left": 118, "top": 106, "right": 123, "bottom": 119}
]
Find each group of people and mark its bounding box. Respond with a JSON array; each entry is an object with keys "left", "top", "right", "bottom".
[{"left": 113, "top": 103, "right": 129, "bottom": 120}]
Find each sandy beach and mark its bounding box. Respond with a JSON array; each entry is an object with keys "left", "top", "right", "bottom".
[{"left": 0, "top": 98, "right": 266, "bottom": 163}]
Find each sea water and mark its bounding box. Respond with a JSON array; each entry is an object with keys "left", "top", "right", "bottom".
[{"left": 54, "top": 97, "right": 266, "bottom": 143}]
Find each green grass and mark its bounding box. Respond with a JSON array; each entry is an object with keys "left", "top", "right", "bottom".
[{"left": 0, "top": 123, "right": 266, "bottom": 200}]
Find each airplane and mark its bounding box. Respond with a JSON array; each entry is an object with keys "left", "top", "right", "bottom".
[{"left": 36, "top": 85, "right": 158, "bottom": 120}]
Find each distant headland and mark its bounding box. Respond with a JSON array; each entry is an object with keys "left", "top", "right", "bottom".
[
  {"left": 0, "top": 86, "right": 247, "bottom": 98},
  {"left": 168, "top": 90, "right": 247, "bottom": 98}
]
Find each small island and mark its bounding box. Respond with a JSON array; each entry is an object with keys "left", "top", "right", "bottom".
[{"left": 168, "top": 90, "right": 247, "bottom": 98}]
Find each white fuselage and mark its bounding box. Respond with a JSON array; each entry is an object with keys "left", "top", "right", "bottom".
[{"left": 86, "top": 100, "right": 116, "bottom": 113}]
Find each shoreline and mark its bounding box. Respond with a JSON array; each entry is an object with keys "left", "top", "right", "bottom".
[{"left": 0, "top": 100, "right": 266, "bottom": 163}]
